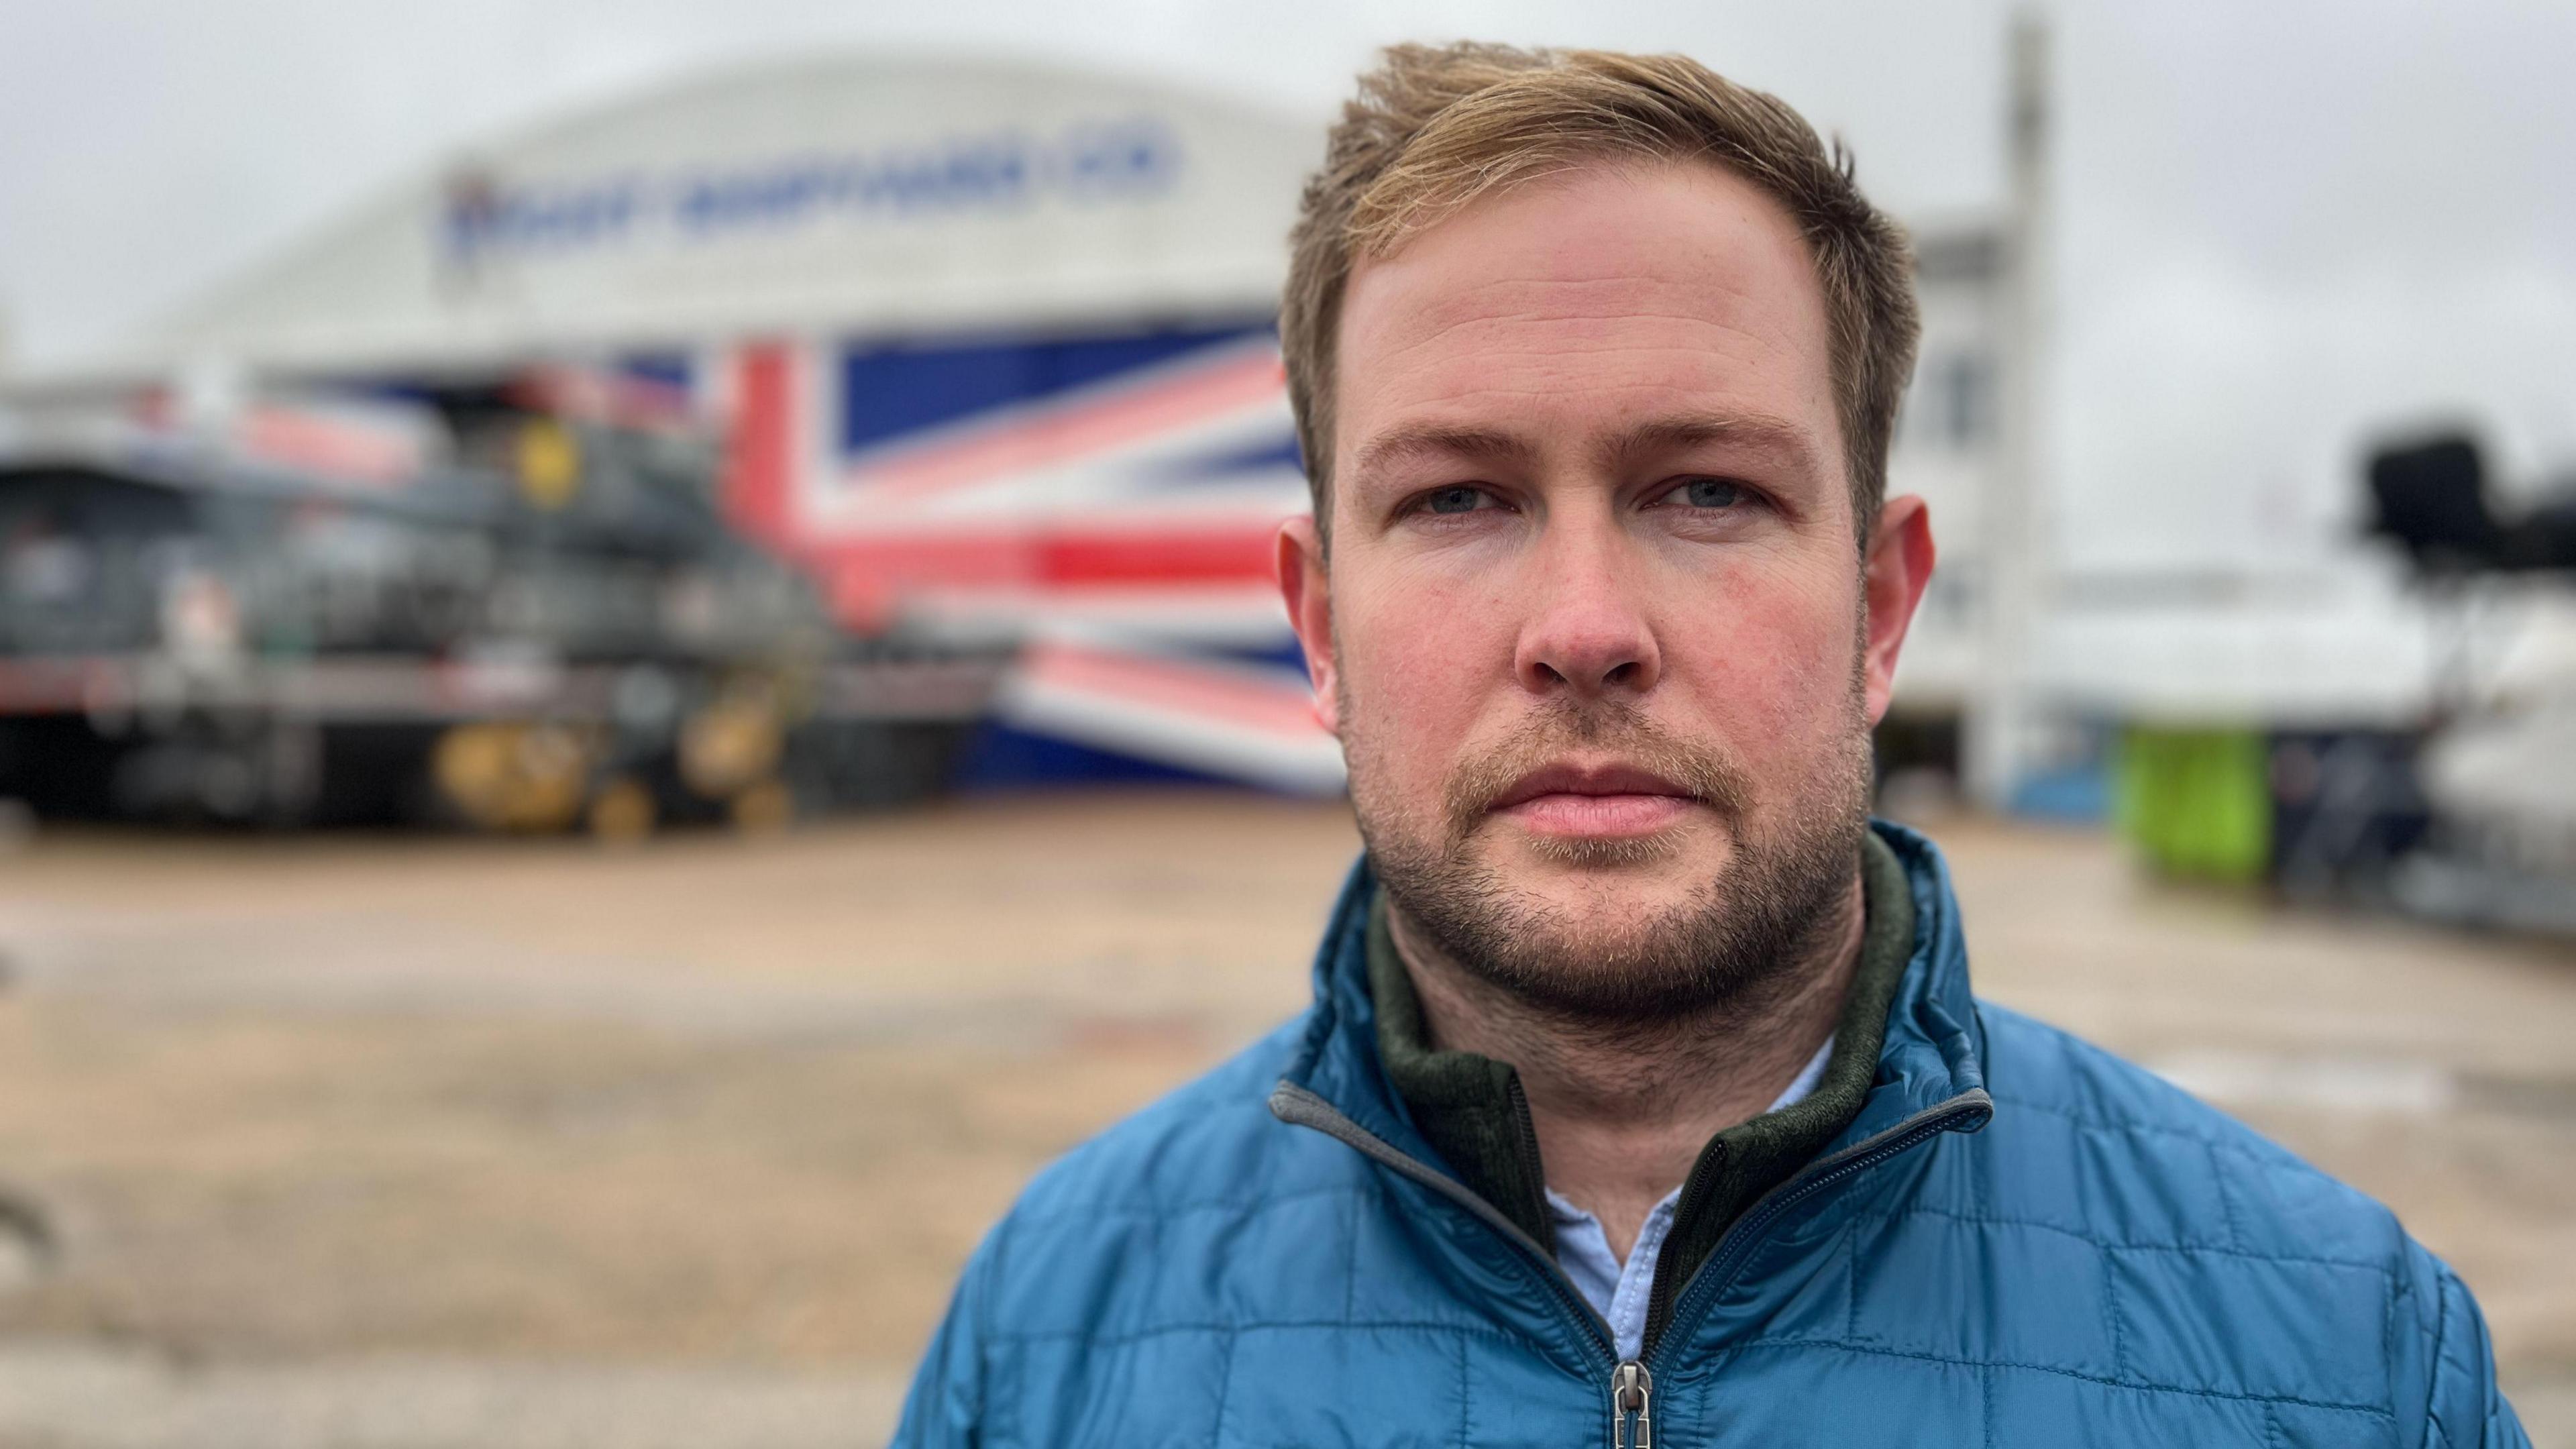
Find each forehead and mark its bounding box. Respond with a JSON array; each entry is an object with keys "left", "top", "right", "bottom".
[{"left": 1332, "top": 158, "right": 1839, "bottom": 484}]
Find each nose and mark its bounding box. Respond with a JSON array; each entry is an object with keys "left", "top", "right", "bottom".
[{"left": 1513, "top": 520, "right": 1662, "bottom": 698}]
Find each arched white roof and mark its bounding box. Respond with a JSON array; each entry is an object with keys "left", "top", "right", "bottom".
[{"left": 110, "top": 54, "right": 1323, "bottom": 378}]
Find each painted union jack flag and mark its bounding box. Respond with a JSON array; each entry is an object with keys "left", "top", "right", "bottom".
[{"left": 715, "top": 323, "right": 1340, "bottom": 793}]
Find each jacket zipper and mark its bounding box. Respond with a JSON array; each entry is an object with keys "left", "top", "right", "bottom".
[{"left": 1611, "top": 1360, "right": 1653, "bottom": 1448}]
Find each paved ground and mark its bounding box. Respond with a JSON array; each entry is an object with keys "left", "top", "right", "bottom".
[{"left": 0, "top": 793, "right": 2568, "bottom": 1445}]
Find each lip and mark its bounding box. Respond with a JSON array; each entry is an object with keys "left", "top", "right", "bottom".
[
  {"left": 1489, "top": 761, "right": 1703, "bottom": 839},
  {"left": 1490, "top": 761, "right": 1698, "bottom": 812}
]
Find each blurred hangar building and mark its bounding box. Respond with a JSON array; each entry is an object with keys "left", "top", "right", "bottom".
[{"left": 3, "top": 52, "right": 2022, "bottom": 798}]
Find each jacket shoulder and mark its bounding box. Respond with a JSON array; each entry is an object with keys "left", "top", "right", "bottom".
[
  {"left": 1004, "top": 1012, "right": 1360, "bottom": 1221},
  {"left": 1970, "top": 1001, "right": 2412, "bottom": 1268},
  {"left": 965, "top": 1012, "right": 1390, "bottom": 1344},
  {"left": 1851, "top": 1002, "right": 2475, "bottom": 1438}
]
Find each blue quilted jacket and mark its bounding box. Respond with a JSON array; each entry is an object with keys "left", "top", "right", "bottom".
[{"left": 896, "top": 822, "right": 2527, "bottom": 1446}]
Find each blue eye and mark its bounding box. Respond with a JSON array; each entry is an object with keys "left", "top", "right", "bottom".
[
  {"left": 1424, "top": 486, "right": 1488, "bottom": 515},
  {"left": 1678, "top": 478, "right": 1743, "bottom": 508}
]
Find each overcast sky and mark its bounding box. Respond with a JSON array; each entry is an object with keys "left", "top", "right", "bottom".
[{"left": 3, "top": 0, "right": 2572, "bottom": 569}]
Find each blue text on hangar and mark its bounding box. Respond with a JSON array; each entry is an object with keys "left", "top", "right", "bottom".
[{"left": 440, "top": 115, "right": 1185, "bottom": 260}]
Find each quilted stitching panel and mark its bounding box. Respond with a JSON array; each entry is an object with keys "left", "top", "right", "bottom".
[
  {"left": 2108, "top": 1246, "right": 2394, "bottom": 1413},
  {"left": 1980, "top": 1355, "right": 2362, "bottom": 1448},
  {"left": 1459, "top": 1336, "right": 1611, "bottom": 1448},
  {"left": 1219, "top": 1324, "right": 1475, "bottom": 1448},
  {"left": 1676, "top": 1341, "right": 1982, "bottom": 1446},
  {"left": 1841, "top": 1210, "right": 2120, "bottom": 1379},
  {"left": 1146, "top": 1185, "right": 1359, "bottom": 1329},
  {"left": 1338, "top": 1178, "right": 1592, "bottom": 1366},
  {"left": 990, "top": 1328, "right": 1231, "bottom": 1449}
]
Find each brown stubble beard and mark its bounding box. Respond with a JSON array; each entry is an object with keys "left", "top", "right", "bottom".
[{"left": 1342, "top": 634, "right": 1874, "bottom": 1028}]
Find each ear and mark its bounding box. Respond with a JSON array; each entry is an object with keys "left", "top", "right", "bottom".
[
  {"left": 1861, "top": 494, "right": 1935, "bottom": 725},
  {"left": 1275, "top": 513, "right": 1341, "bottom": 737}
]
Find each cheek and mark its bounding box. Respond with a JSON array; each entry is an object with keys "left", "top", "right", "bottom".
[
  {"left": 1670, "top": 563, "right": 1862, "bottom": 751},
  {"left": 1337, "top": 568, "right": 1510, "bottom": 757}
]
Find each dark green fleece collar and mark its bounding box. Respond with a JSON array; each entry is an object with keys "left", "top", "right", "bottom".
[{"left": 1367, "top": 830, "right": 1918, "bottom": 1342}]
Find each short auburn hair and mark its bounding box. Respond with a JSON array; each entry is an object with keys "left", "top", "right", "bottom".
[{"left": 1281, "top": 42, "right": 1921, "bottom": 547}]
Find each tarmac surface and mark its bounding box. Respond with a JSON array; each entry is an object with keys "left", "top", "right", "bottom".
[{"left": 0, "top": 792, "right": 2569, "bottom": 1446}]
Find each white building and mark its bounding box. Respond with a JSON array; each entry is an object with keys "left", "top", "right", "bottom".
[{"left": 1, "top": 50, "right": 2169, "bottom": 798}]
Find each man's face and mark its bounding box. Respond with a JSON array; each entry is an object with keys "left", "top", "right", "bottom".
[{"left": 1279, "top": 158, "right": 1933, "bottom": 1018}]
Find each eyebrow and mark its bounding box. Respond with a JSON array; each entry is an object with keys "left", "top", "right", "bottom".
[
  {"left": 1593, "top": 412, "right": 1824, "bottom": 480},
  {"left": 1347, "top": 411, "right": 1825, "bottom": 488},
  {"left": 1348, "top": 423, "right": 1542, "bottom": 484}
]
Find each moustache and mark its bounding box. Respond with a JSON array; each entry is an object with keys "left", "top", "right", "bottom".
[{"left": 1440, "top": 701, "right": 1756, "bottom": 843}]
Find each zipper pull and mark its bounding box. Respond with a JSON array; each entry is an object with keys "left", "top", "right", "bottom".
[{"left": 1611, "top": 1360, "right": 1653, "bottom": 1449}]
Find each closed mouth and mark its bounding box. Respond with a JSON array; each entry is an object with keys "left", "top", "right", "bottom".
[{"left": 1490, "top": 760, "right": 1699, "bottom": 811}]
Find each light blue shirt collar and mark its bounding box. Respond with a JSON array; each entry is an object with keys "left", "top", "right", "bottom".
[{"left": 1545, "top": 1034, "right": 1835, "bottom": 1360}]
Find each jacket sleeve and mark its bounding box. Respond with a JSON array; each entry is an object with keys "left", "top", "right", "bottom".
[
  {"left": 890, "top": 1226, "right": 1003, "bottom": 1449},
  {"left": 2416, "top": 1254, "right": 2531, "bottom": 1449}
]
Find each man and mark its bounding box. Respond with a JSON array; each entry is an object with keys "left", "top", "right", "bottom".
[{"left": 897, "top": 44, "right": 2527, "bottom": 1446}]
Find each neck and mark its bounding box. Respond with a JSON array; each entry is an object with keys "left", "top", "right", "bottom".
[{"left": 1385, "top": 870, "right": 1865, "bottom": 1260}]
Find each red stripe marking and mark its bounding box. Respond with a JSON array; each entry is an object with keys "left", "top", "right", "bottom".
[
  {"left": 806, "top": 518, "right": 1283, "bottom": 598},
  {"left": 1022, "top": 640, "right": 1320, "bottom": 738},
  {"left": 1034, "top": 523, "right": 1280, "bottom": 586},
  {"left": 849, "top": 351, "right": 1287, "bottom": 502},
  {"left": 721, "top": 341, "right": 796, "bottom": 551}
]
